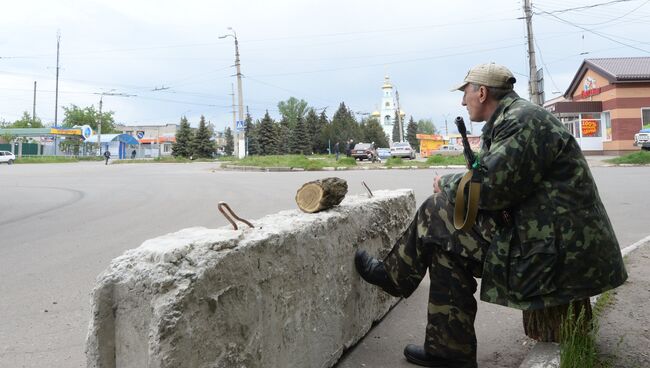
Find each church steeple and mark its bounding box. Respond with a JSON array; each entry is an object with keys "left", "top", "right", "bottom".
[{"left": 379, "top": 75, "right": 396, "bottom": 141}]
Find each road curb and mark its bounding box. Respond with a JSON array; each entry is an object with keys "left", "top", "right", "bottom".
[{"left": 220, "top": 164, "right": 465, "bottom": 172}]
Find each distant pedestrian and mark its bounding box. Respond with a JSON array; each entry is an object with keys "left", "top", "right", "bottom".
[
  {"left": 103, "top": 150, "right": 111, "bottom": 165},
  {"left": 334, "top": 141, "right": 340, "bottom": 161},
  {"left": 346, "top": 139, "right": 354, "bottom": 157},
  {"left": 131, "top": 149, "right": 136, "bottom": 159}
]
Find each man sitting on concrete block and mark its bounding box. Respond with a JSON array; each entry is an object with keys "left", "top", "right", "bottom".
[{"left": 355, "top": 62, "right": 627, "bottom": 368}]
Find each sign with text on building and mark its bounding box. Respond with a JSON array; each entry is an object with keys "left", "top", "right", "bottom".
[
  {"left": 581, "top": 119, "right": 599, "bottom": 137},
  {"left": 581, "top": 76, "right": 601, "bottom": 98},
  {"left": 236, "top": 120, "right": 245, "bottom": 132}
]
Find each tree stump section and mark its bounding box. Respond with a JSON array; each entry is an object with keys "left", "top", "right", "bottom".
[
  {"left": 523, "top": 298, "right": 592, "bottom": 342},
  {"left": 295, "top": 177, "right": 348, "bottom": 213}
]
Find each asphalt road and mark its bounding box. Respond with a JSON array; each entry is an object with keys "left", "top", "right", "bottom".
[{"left": 0, "top": 161, "right": 647, "bottom": 368}]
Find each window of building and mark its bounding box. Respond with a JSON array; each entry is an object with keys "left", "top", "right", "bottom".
[
  {"left": 385, "top": 102, "right": 390, "bottom": 107},
  {"left": 384, "top": 115, "right": 392, "bottom": 124},
  {"left": 642, "top": 108, "right": 650, "bottom": 129},
  {"left": 602, "top": 111, "right": 611, "bottom": 141},
  {"left": 580, "top": 113, "right": 601, "bottom": 138}
]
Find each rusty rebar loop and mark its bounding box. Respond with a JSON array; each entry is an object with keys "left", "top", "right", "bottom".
[
  {"left": 362, "top": 181, "right": 373, "bottom": 197},
  {"left": 217, "top": 201, "right": 254, "bottom": 230}
]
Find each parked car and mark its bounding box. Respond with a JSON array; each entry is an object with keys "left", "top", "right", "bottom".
[
  {"left": 390, "top": 142, "right": 416, "bottom": 159},
  {"left": 634, "top": 128, "right": 650, "bottom": 150},
  {"left": 431, "top": 145, "right": 464, "bottom": 156},
  {"left": 351, "top": 143, "right": 378, "bottom": 161},
  {"left": 376, "top": 147, "right": 391, "bottom": 160},
  {"left": 0, "top": 150, "right": 16, "bottom": 165}
]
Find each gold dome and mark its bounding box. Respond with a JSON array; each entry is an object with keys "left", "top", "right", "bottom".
[
  {"left": 399, "top": 110, "right": 406, "bottom": 116},
  {"left": 371, "top": 111, "right": 381, "bottom": 117}
]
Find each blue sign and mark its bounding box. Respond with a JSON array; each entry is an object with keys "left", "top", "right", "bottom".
[
  {"left": 236, "top": 120, "right": 245, "bottom": 132},
  {"left": 136, "top": 130, "right": 145, "bottom": 139}
]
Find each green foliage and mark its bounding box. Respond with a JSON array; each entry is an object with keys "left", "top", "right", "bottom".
[
  {"left": 331, "top": 102, "right": 360, "bottom": 146},
  {"left": 392, "top": 112, "right": 404, "bottom": 142},
  {"left": 606, "top": 151, "right": 650, "bottom": 165},
  {"left": 277, "top": 97, "right": 309, "bottom": 129},
  {"left": 244, "top": 111, "right": 260, "bottom": 155},
  {"left": 172, "top": 116, "right": 193, "bottom": 158},
  {"left": 11, "top": 111, "right": 44, "bottom": 128},
  {"left": 417, "top": 119, "right": 438, "bottom": 135},
  {"left": 234, "top": 154, "right": 356, "bottom": 170},
  {"left": 305, "top": 108, "right": 325, "bottom": 154},
  {"left": 224, "top": 127, "right": 234, "bottom": 156},
  {"left": 257, "top": 111, "right": 279, "bottom": 155},
  {"left": 336, "top": 156, "right": 356, "bottom": 165},
  {"left": 559, "top": 306, "right": 598, "bottom": 368},
  {"left": 62, "top": 104, "right": 116, "bottom": 133},
  {"left": 426, "top": 154, "right": 467, "bottom": 165},
  {"left": 362, "top": 117, "right": 389, "bottom": 148},
  {"left": 276, "top": 123, "right": 290, "bottom": 155},
  {"left": 385, "top": 157, "right": 404, "bottom": 166},
  {"left": 192, "top": 115, "right": 215, "bottom": 158},
  {"left": 406, "top": 116, "right": 419, "bottom": 152},
  {"left": 317, "top": 110, "right": 331, "bottom": 153},
  {"left": 289, "top": 117, "right": 311, "bottom": 154}
]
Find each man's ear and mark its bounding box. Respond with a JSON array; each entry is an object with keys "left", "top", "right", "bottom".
[{"left": 479, "top": 86, "right": 488, "bottom": 103}]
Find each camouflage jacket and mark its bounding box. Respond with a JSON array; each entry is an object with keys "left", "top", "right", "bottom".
[{"left": 439, "top": 92, "right": 627, "bottom": 310}]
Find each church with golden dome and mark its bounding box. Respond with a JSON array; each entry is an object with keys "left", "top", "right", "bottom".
[{"left": 371, "top": 75, "right": 406, "bottom": 143}]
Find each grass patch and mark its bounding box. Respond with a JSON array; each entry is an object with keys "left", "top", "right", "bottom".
[
  {"left": 231, "top": 154, "right": 356, "bottom": 170},
  {"left": 425, "top": 154, "right": 467, "bottom": 166},
  {"left": 605, "top": 151, "right": 650, "bottom": 165},
  {"left": 15, "top": 156, "right": 87, "bottom": 164}
]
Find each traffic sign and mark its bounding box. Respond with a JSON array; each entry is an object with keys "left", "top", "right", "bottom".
[{"left": 236, "top": 120, "right": 245, "bottom": 132}]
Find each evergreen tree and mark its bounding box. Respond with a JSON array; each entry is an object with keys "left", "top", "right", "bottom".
[
  {"left": 289, "top": 117, "right": 311, "bottom": 154},
  {"left": 191, "top": 115, "right": 215, "bottom": 158},
  {"left": 304, "top": 108, "right": 322, "bottom": 154},
  {"left": 276, "top": 123, "right": 290, "bottom": 155},
  {"left": 257, "top": 111, "right": 278, "bottom": 155},
  {"left": 392, "top": 112, "right": 405, "bottom": 143},
  {"left": 317, "top": 110, "right": 330, "bottom": 153},
  {"left": 244, "top": 111, "right": 260, "bottom": 155},
  {"left": 331, "top": 102, "right": 360, "bottom": 147},
  {"left": 363, "top": 117, "right": 389, "bottom": 148},
  {"left": 172, "top": 116, "right": 193, "bottom": 158},
  {"left": 406, "top": 116, "right": 419, "bottom": 151},
  {"left": 417, "top": 119, "right": 438, "bottom": 135},
  {"left": 224, "top": 127, "right": 234, "bottom": 156}
]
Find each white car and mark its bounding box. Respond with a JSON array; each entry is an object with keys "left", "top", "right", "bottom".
[
  {"left": 0, "top": 150, "right": 16, "bottom": 165},
  {"left": 390, "top": 142, "right": 416, "bottom": 159}
]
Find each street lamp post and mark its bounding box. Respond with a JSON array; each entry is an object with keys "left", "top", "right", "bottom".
[{"left": 219, "top": 27, "right": 245, "bottom": 159}]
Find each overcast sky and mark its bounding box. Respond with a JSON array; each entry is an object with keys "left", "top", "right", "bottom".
[{"left": 2, "top": 0, "right": 649, "bottom": 134}]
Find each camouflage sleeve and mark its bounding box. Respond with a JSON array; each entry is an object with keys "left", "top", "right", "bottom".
[
  {"left": 439, "top": 172, "right": 465, "bottom": 202},
  {"left": 477, "top": 111, "right": 556, "bottom": 210}
]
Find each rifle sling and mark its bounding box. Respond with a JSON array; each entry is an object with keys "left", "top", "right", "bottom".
[{"left": 453, "top": 170, "right": 481, "bottom": 231}]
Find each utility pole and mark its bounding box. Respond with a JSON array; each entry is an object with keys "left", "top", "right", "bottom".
[
  {"left": 524, "top": 0, "right": 542, "bottom": 105},
  {"left": 220, "top": 28, "right": 245, "bottom": 158},
  {"left": 395, "top": 90, "right": 404, "bottom": 142},
  {"left": 443, "top": 114, "right": 450, "bottom": 139},
  {"left": 54, "top": 31, "right": 61, "bottom": 155},
  {"left": 32, "top": 81, "right": 37, "bottom": 125},
  {"left": 230, "top": 83, "right": 236, "bottom": 154}
]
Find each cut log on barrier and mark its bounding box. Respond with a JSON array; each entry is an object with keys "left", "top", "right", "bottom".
[
  {"left": 295, "top": 177, "right": 348, "bottom": 213},
  {"left": 523, "top": 298, "right": 592, "bottom": 342}
]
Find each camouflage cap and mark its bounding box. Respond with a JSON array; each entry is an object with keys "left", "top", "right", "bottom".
[{"left": 451, "top": 63, "right": 516, "bottom": 91}]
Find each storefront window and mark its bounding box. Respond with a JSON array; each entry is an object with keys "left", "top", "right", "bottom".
[
  {"left": 642, "top": 108, "right": 650, "bottom": 129},
  {"left": 580, "top": 114, "right": 601, "bottom": 138},
  {"left": 602, "top": 111, "right": 611, "bottom": 141}
]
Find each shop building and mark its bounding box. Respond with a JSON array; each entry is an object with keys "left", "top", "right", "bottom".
[{"left": 544, "top": 57, "right": 650, "bottom": 154}]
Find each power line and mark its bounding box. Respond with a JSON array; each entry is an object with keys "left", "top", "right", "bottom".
[{"left": 533, "top": 0, "right": 636, "bottom": 15}]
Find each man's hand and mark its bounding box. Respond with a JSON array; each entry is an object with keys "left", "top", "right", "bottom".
[{"left": 433, "top": 175, "right": 441, "bottom": 193}]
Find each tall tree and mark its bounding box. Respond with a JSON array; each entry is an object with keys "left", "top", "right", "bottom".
[
  {"left": 257, "top": 111, "right": 278, "bottom": 155},
  {"left": 289, "top": 117, "right": 311, "bottom": 154},
  {"left": 191, "top": 115, "right": 215, "bottom": 158},
  {"left": 277, "top": 97, "right": 309, "bottom": 129},
  {"left": 304, "top": 108, "right": 322, "bottom": 154},
  {"left": 276, "top": 123, "right": 290, "bottom": 155},
  {"left": 406, "top": 116, "right": 419, "bottom": 151},
  {"left": 224, "top": 127, "right": 234, "bottom": 156},
  {"left": 417, "top": 119, "right": 438, "bottom": 135},
  {"left": 11, "top": 111, "right": 44, "bottom": 128},
  {"left": 392, "top": 115, "right": 403, "bottom": 143},
  {"left": 244, "top": 110, "right": 260, "bottom": 156},
  {"left": 317, "top": 110, "right": 331, "bottom": 154},
  {"left": 330, "top": 102, "right": 360, "bottom": 148},
  {"left": 62, "top": 104, "right": 116, "bottom": 133},
  {"left": 362, "top": 117, "right": 389, "bottom": 148},
  {"left": 172, "top": 116, "right": 192, "bottom": 158}
]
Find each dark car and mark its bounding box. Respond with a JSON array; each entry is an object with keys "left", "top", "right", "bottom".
[{"left": 351, "top": 143, "right": 377, "bottom": 161}]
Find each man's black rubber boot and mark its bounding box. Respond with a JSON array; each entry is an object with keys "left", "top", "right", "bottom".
[
  {"left": 403, "top": 345, "right": 477, "bottom": 368},
  {"left": 354, "top": 249, "right": 401, "bottom": 297}
]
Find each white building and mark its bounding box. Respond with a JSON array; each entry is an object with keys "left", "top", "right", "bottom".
[{"left": 371, "top": 76, "right": 406, "bottom": 143}]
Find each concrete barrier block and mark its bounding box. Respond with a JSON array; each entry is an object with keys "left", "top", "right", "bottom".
[{"left": 86, "top": 189, "right": 416, "bottom": 368}]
